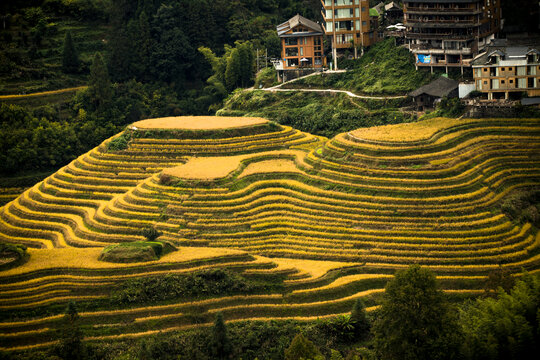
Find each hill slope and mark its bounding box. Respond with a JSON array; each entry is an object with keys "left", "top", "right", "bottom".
[{"left": 0, "top": 116, "right": 539, "bottom": 350}]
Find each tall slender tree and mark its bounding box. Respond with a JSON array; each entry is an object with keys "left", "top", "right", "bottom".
[
  {"left": 57, "top": 302, "right": 85, "bottom": 360},
  {"left": 88, "top": 52, "right": 113, "bottom": 110},
  {"left": 62, "top": 31, "right": 79, "bottom": 73},
  {"left": 211, "top": 312, "right": 231, "bottom": 359}
]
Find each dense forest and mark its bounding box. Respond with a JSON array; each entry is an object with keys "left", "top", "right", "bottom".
[{"left": 0, "top": 0, "right": 323, "bottom": 180}]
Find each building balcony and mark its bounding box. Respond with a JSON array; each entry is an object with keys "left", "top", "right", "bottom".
[
  {"left": 405, "top": 6, "right": 482, "bottom": 15},
  {"left": 406, "top": 32, "right": 474, "bottom": 40},
  {"left": 409, "top": 44, "right": 473, "bottom": 55},
  {"left": 405, "top": 20, "right": 480, "bottom": 28}
]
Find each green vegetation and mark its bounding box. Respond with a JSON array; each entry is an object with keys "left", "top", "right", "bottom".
[
  {"left": 5, "top": 268, "right": 537, "bottom": 360},
  {"left": 110, "top": 268, "right": 284, "bottom": 305},
  {"left": 373, "top": 265, "right": 461, "bottom": 360},
  {"left": 56, "top": 302, "right": 86, "bottom": 360},
  {"left": 218, "top": 90, "right": 414, "bottom": 138},
  {"left": 285, "top": 333, "right": 323, "bottom": 360},
  {"left": 282, "top": 39, "right": 432, "bottom": 95},
  {"left": 500, "top": 189, "right": 540, "bottom": 226},
  {"left": 99, "top": 240, "right": 176, "bottom": 263},
  {"left": 0, "top": 243, "right": 28, "bottom": 270},
  {"left": 211, "top": 312, "right": 233, "bottom": 360},
  {"left": 255, "top": 67, "right": 279, "bottom": 89}
]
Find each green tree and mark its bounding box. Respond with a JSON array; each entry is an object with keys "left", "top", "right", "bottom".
[
  {"left": 88, "top": 52, "right": 113, "bottom": 110},
  {"left": 211, "top": 312, "right": 231, "bottom": 359},
  {"left": 329, "top": 349, "right": 344, "bottom": 360},
  {"left": 225, "top": 47, "right": 242, "bottom": 92},
  {"left": 373, "top": 265, "right": 461, "bottom": 360},
  {"left": 136, "top": 11, "right": 153, "bottom": 81},
  {"left": 62, "top": 31, "right": 79, "bottom": 73},
  {"left": 57, "top": 302, "right": 85, "bottom": 360},
  {"left": 284, "top": 333, "right": 322, "bottom": 360},
  {"left": 460, "top": 273, "right": 540, "bottom": 360},
  {"left": 350, "top": 298, "right": 370, "bottom": 339},
  {"left": 141, "top": 227, "right": 162, "bottom": 242}
]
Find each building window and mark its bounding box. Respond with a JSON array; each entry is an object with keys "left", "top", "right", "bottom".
[
  {"left": 300, "top": 47, "right": 304, "bottom": 56},
  {"left": 483, "top": 81, "right": 488, "bottom": 84},
  {"left": 501, "top": 80, "right": 505, "bottom": 84},
  {"left": 285, "top": 47, "right": 298, "bottom": 57},
  {"left": 285, "top": 38, "right": 298, "bottom": 46},
  {"left": 287, "top": 58, "right": 299, "bottom": 67},
  {"left": 501, "top": 67, "right": 505, "bottom": 71},
  {"left": 509, "top": 67, "right": 513, "bottom": 71},
  {"left": 518, "top": 78, "right": 526, "bottom": 88},
  {"left": 517, "top": 66, "right": 527, "bottom": 76}
]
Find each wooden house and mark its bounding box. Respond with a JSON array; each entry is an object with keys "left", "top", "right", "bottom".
[{"left": 276, "top": 14, "right": 326, "bottom": 71}]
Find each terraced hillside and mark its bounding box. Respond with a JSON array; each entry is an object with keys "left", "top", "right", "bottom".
[{"left": 0, "top": 116, "right": 539, "bottom": 351}]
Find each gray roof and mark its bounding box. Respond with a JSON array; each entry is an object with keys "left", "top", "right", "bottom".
[
  {"left": 408, "top": 77, "right": 459, "bottom": 98},
  {"left": 277, "top": 14, "right": 323, "bottom": 37},
  {"left": 472, "top": 40, "right": 540, "bottom": 65},
  {"left": 374, "top": 2, "right": 385, "bottom": 14},
  {"left": 521, "top": 98, "right": 540, "bottom": 106},
  {"left": 385, "top": 2, "right": 402, "bottom": 11}
]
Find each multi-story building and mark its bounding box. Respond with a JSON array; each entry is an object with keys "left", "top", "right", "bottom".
[
  {"left": 275, "top": 14, "right": 326, "bottom": 81},
  {"left": 320, "top": 0, "right": 377, "bottom": 52},
  {"left": 472, "top": 40, "right": 540, "bottom": 99},
  {"left": 403, "top": 0, "right": 502, "bottom": 73}
]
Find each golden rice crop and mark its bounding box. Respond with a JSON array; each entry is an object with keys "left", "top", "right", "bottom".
[{"left": 132, "top": 116, "right": 269, "bottom": 130}]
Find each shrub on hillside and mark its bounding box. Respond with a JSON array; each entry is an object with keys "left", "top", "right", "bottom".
[
  {"left": 110, "top": 269, "right": 258, "bottom": 305},
  {"left": 0, "top": 243, "right": 29, "bottom": 270},
  {"left": 99, "top": 240, "right": 176, "bottom": 263}
]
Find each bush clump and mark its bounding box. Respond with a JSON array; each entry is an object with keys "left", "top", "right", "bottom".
[
  {"left": 99, "top": 240, "right": 176, "bottom": 263},
  {"left": 500, "top": 190, "right": 540, "bottom": 226},
  {"left": 107, "top": 131, "right": 132, "bottom": 151},
  {"left": 111, "top": 268, "right": 263, "bottom": 305},
  {"left": 0, "top": 243, "right": 29, "bottom": 270}
]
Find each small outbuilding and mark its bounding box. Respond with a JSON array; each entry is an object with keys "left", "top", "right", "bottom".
[{"left": 408, "top": 77, "right": 459, "bottom": 111}]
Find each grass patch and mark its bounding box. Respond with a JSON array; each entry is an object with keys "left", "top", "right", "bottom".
[
  {"left": 110, "top": 268, "right": 286, "bottom": 305},
  {"left": 282, "top": 38, "right": 433, "bottom": 95},
  {"left": 99, "top": 241, "right": 177, "bottom": 263},
  {"left": 218, "top": 91, "right": 415, "bottom": 138}
]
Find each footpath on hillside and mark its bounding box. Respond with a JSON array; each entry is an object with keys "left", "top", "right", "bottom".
[{"left": 262, "top": 70, "right": 407, "bottom": 100}]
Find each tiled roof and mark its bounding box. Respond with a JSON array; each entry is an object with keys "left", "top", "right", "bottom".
[
  {"left": 277, "top": 14, "right": 323, "bottom": 37},
  {"left": 408, "top": 76, "right": 459, "bottom": 98}
]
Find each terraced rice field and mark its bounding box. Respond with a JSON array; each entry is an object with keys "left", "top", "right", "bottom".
[{"left": 0, "top": 116, "right": 539, "bottom": 350}]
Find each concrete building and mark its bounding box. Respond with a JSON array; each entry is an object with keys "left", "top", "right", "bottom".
[
  {"left": 320, "top": 0, "right": 377, "bottom": 56},
  {"left": 472, "top": 40, "right": 540, "bottom": 100},
  {"left": 403, "top": 0, "right": 502, "bottom": 73}
]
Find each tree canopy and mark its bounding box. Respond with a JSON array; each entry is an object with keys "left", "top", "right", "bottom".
[{"left": 373, "top": 265, "right": 461, "bottom": 360}]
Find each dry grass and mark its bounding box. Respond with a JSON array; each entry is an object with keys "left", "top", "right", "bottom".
[{"left": 132, "top": 116, "right": 268, "bottom": 130}]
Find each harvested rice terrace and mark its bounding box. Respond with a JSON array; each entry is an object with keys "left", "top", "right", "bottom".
[{"left": 0, "top": 116, "right": 539, "bottom": 350}]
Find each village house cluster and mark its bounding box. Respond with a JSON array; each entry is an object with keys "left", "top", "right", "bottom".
[{"left": 273, "top": 0, "right": 540, "bottom": 106}]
